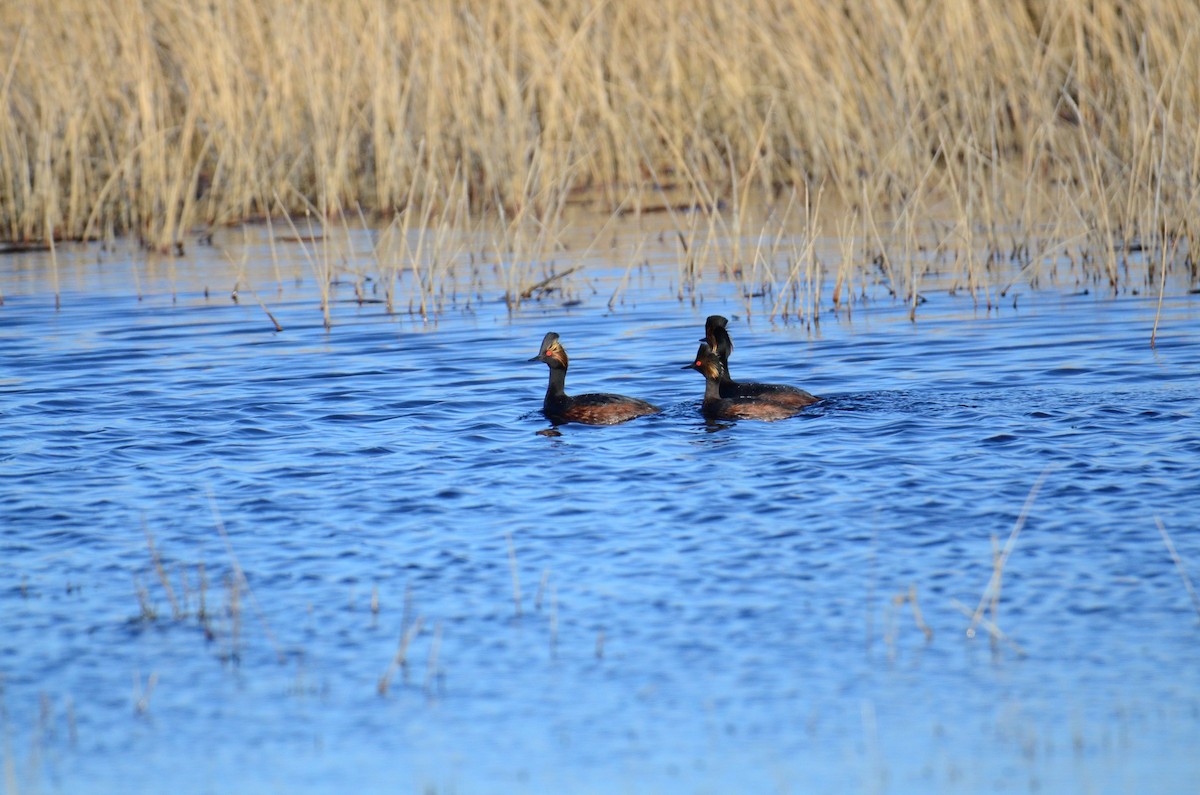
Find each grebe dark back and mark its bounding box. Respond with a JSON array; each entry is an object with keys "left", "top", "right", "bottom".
[
  {"left": 682, "top": 343, "right": 806, "bottom": 422},
  {"left": 528, "top": 332, "right": 660, "bottom": 425},
  {"left": 701, "top": 315, "right": 819, "bottom": 407}
]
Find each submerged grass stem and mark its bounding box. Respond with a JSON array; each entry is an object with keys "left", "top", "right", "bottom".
[
  {"left": 967, "top": 466, "right": 1053, "bottom": 641},
  {"left": 1156, "top": 517, "right": 1200, "bottom": 622}
]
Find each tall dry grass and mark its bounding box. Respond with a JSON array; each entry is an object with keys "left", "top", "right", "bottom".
[{"left": 1, "top": 0, "right": 1197, "bottom": 307}]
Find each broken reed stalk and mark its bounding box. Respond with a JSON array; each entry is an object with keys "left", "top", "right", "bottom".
[
  {"left": 534, "top": 568, "right": 550, "bottom": 611},
  {"left": 832, "top": 209, "right": 858, "bottom": 312},
  {"left": 1156, "top": 516, "right": 1200, "bottom": 622},
  {"left": 951, "top": 598, "right": 1026, "bottom": 657},
  {"left": 994, "top": 532, "right": 1010, "bottom": 631},
  {"left": 524, "top": 266, "right": 581, "bottom": 302},
  {"left": 142, "top": 524, "right": 181, "bottom": 619},
  {"left": 223, "top": 250, "right": 283, "bottom": 331},
  {"left": 1150, "top": 232, "right": 1178, "bottom": 348},
  {"left": 967, "top": 465, "right": 1053, "bottom": 639},
  {"left": 225, "top": 571, "right": 241, "bottom": 661},
  {"left": 897, "top": 586, "right": 931, "bottom": 648},
  {"left": 767, "top": 184, "right": 821, "bottom": 323},
  {"left": 273, "top": 190, "right": 331, "bottom": 330},
  {"left": 46, "top": 212, "right": 59, "bottom": 310},
  {"left": 883, "top": 585, "right": 934, "bottom": 659},
  {"left": 254, "top": 293, "right": 283, "bottom": 332},
  {"left": 505, "top": 531, "right": 523, "bottom": 617},
  {"left": 197, "top": 562, "right": 210, "bottom": 633},
  {"left": 133, "top": 576, "right": 157, "bottom": 621},
  {"left": 207, "top": 489, "right": 286, "bottom": 664},
  {"left": 378, "top": 616, "right": 425, "bottom": 696},
  {"left": 132, "top": 670, "right": 159, "bottom": 715},
  {"left": 407, "top": 176, "right": 438, "bottom": 319},
  {"left": 905, "top": 585, "right": 934, "bottom": 642}
]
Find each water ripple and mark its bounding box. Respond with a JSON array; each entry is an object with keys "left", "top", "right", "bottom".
[{"left": 2, "top": 252, "right": 1200, "bottom": 794}]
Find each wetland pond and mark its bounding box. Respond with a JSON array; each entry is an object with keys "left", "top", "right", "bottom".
[{"left": 2, "top": 218, "right": 1200, "bottom": 794}]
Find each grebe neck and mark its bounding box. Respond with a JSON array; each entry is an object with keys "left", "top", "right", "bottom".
[
  {"left": 702, "top": 372, "right": 725, "bottom": 402},
  {"left": 544, "top": 365, "right": 568, "bottom": 401}
]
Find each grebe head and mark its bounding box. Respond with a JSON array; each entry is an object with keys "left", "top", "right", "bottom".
[
  {"left": 528, "top": 331, "right": 569, "bottom": 370},
  {"left": 701, "top": 315, "right": 733, "bottom": 364},
  {"left": 681, "top": 342, "right": 722, "bottom": 380}
]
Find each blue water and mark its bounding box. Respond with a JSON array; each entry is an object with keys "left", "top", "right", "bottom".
[{"left": 2, "top": 227, "right": 1200, "bottom": 794}]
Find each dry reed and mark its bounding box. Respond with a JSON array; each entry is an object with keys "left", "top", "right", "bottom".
[
  {"left": 2, "top": 0, "right": 1197, "bottom": 310},
  {"left": 377, "top": 615, "right": 424, "bottom": 695},
  {"left": 883, "top": 584, "right": 934, "bottom": 660},
  {"left": 378, "top": 584, "right": 423, "bottom": 695},
  {"left": 208, "top": 491, "right": 286, "bottom": 663},
  {"left": 132, "top": 670, "right": 158, "bottom": 715},
  {"left": 505, "top": 531, "right": 522, "bottom": 617},
  {"left": 960, "top": 466, "right": 1053, "bottom": 657},
  {"left": 1156, "top": 517, "right": 1200, "bottom": 622},
  {"left": 967, "top": 467, "right": 1051, "bottom": 639},
  {"left": 143, "top": 525, "right": 182, "bottom": 619}
]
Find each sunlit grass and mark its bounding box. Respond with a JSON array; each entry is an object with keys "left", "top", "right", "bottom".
[{"left": 2, "top": 0, "right": 1197, "bottom": 316}]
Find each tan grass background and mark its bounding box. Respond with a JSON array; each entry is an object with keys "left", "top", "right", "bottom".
[{"left": 2, "top": 0, "right": 1197, "bottom": 280}]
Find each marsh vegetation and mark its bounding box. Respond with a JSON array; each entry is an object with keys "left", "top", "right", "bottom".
[{"left": 2, "top": 0, "right": 1198, "bottom": 318}]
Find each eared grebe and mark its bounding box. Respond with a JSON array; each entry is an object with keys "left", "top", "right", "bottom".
[
  {"left": 528, "top": 332, "right": 660, "bottom": 425},
  {"left": 701, "top": 315, "right": 819, "bottom": 407},
  {"left": 682, "top": 343, "right": 805, "bottom": 421}
]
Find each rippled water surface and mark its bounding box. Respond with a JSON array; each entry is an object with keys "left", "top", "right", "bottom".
[{"left": 3, "top": 225, "right": 1200, "bottom": 794}]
